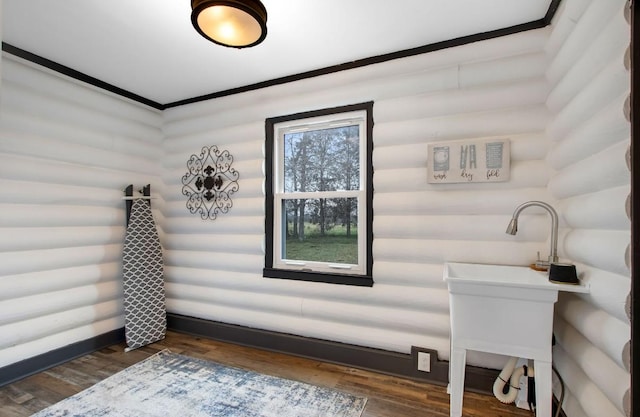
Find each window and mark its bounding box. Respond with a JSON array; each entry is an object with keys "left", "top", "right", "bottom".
[{"left": 264, "top": 102, "right": 373, "bottom": 286}]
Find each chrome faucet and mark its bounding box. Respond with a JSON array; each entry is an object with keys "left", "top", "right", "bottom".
[{"left": 506, "top": 201, "right": 559, "bottom": 269}]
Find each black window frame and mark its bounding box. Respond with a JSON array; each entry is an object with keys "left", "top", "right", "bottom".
[{"left": 263, "top": 102, "right": 374, "bottom": 287}]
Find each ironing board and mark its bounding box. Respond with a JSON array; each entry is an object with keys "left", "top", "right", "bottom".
[{"left": 122, "top": 198, "right": 166, "bottom": 351}]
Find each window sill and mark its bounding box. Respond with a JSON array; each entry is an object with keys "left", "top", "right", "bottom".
[{"left": 263, "top": 268, "right": 373, "bottom": 287}]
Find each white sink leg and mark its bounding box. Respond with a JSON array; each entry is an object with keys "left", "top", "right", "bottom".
[
  {"left": 449, "top": 347, "right": 466, "bottom": 417},
  {"left": 534, "top": 359, "right": 552, "bottom": 417}
]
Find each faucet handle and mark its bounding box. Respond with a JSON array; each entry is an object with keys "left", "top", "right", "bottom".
[{"left": 534, "top": 251, "right": 550, "bottom": 271}]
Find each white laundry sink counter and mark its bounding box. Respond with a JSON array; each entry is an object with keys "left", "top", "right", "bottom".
[
  {"left": 444, "top": 261, "right": 591, "bottom": 289},
  {"left": 443, "top": 262, "right": 588, "bottom": 417}
]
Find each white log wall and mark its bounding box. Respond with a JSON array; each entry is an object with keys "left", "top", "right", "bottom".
[
  {"left": 0, "top": 4, "right": 632, "bottom": 417},
  {"left": 546, "top": 1, "right": 631, "bottom": 416},
  {"left": 162, "top": 27, "right": 552, "bottom": 371},
  {"left": 0, "top": 56, "right": 163, "bottom": 367}
]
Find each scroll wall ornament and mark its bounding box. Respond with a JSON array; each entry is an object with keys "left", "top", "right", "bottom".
[{"left": 182, "top": 146, "right": 239, "bottom": 220}]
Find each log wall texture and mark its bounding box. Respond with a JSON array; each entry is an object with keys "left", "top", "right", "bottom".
[
  {"left": 162, "top": 27, "right": 552, "bottom": 371},
  {"left": 0, "top": 56, "right": 163, "bottom": 367},
  {"left": 546, "top": 1, "right": 631, "bottom": 416},
  {"left": 0, "top": 4, "right": 632, "bottom": 416}
]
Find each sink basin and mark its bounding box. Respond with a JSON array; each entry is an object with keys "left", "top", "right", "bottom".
[
  {"left": 446, "top": 261, "right": 545, "bottom": 284},
  {"left": 444, "top": 262, "right": 589, "bottom": 295}
]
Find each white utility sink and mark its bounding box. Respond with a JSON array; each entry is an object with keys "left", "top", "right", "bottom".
[
  {"left": 445, "top": 262, "right": 588, "bottom": 296},
  {"left": 443, "top": 262, "right": 588, "bottom": 417}
]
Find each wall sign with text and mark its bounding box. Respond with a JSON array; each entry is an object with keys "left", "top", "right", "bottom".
[{"left": 427, "top": 139, "right": 510, "bottom": 184}]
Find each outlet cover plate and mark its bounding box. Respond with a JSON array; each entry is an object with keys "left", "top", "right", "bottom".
[{"left": 418, "top": 351, "right": 431, "bottom": 372}]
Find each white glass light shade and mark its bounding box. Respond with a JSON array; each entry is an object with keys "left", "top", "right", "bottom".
[{"left": 191, "top": 0, "right": 267, "bottom": 48}]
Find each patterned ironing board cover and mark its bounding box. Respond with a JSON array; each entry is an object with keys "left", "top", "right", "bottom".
[{"left": 122, "top": 198, "right": 166, "bottom": 351}]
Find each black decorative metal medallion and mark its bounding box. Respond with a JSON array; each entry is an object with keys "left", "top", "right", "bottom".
[{"left": 182, "top": 146, "right": 239, "bottom": 220}]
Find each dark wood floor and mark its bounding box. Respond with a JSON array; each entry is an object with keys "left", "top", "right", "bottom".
[{"left": 0, "top": 331, "right": 532, "bottom": 416}]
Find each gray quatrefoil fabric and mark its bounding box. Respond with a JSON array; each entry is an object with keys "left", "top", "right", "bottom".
[{"left": 123, "top": 198, "right": 166, "bottom": 351}]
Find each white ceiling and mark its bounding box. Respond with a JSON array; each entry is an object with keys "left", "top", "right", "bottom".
[{"left": 2, "top": 0, "right": 553, "bottom": 106}]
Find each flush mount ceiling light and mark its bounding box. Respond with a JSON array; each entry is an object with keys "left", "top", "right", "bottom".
[{"left": 191, "top": 0, "right": 267, "bottom": 48}]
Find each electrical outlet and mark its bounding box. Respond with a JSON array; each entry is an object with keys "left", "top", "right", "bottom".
[{"left": 417, "top": 351, "right": 431, "bottom": 372}]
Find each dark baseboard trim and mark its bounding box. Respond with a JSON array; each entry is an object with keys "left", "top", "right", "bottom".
[
  {"left": 0, "top": 327, "right": 125, "bottom": 387},
  {"left": 0, "top": 317, "right": 568, "bottom": 416},
  {"left": 166, "top": 313, "right": 497, "bottom": 394},
  {"left": 168, "top": 314, "right": 568, "bottom": 413}
]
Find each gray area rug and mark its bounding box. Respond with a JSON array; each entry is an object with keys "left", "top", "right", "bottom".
[{"left": 32, "top": 350, "right": 367, "bottom": 417}]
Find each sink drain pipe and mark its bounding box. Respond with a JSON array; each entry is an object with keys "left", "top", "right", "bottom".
[
  {"left": 493, "top": 357, "right": 532, "bottom": 404},
  {"left": 494, "top": 357, "right": 566, "bottom": 417}
]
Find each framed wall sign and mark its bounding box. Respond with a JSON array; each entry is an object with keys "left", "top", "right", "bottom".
[{"left": 427, "top": 138, "right": 510, "bottom": 184}]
